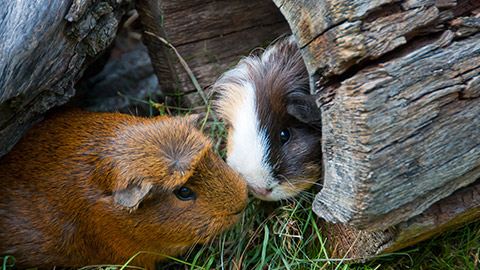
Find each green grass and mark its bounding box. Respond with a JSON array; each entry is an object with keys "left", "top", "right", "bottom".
[
  {"left": 1, "top": 197, "right": 479, "bottom": 270},
  {"left": 150, "top": 194, "right": 480, "bottom": 270},
  {"left": 155, "top": 194, "right": 330, "bottom": 270}
]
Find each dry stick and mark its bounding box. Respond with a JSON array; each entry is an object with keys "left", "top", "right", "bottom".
[
  {"left": 143, "top": 31, "right": 215, "bottom": 130},
  {"left": 144, "top": 31, "right": 208, "bottom": 105},
  {"left": 123, "top": 10, "right": 139, "bottom": 28}
]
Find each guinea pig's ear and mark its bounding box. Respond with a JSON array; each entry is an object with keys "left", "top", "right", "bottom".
[
  {"left": 113, "top": 179, "right": 152, "bottom": 210},
  {"left": 286, "top": 94, "right": 322, "bottom": 127}
]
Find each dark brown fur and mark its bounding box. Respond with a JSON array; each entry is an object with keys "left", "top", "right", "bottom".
[
  {"left": 251, "top": 37, "right": 322, "bottom": 192},
  {"left": 0, "top": 109, "right": 247, "bottom": 269}
]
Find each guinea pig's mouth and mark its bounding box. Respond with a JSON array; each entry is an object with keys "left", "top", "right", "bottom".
[
  {"left": 249, "top": 186, "right": 275, "bottom": 201},
  {"left": 249, "top": 182, "right": 303, "bottom": 201},
  {"left": 251, "top": 186, "right": 272, "bottom": 196}
]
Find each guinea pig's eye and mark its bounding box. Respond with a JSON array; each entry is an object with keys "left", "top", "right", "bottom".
[
  {"left": 280, "top": 128, "right": 291, "bottom": 144},
  {"left": 174, "top": 186, "right": 196, "bottom": 201}
]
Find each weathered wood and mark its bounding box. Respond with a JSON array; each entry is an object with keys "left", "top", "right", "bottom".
[
  {"left": 136, "top": 0, "right": 291, "bottom": 107},
  {"left": 326, "top": 179, "right": 480, "bottom": 260},
  {"left": 0, "top": 0, "right": 134, "bottom": 157},
  {"left": 274, "top": 0, "right": 402, "bottom": 78},
  {"left": 275, "top": 0, "right": 463, "bottom": 80},
  {"left": 317, "top": 30, "right": 480, "bottom": 230},
  {"left": 275, "top": 0, "right": 480, "bottom": 231}
]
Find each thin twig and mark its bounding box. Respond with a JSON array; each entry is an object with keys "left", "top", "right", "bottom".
[{"left": 143, "top": 31, "right": 209, "bottom": 106}]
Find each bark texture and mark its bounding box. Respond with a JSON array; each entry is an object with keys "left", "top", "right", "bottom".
[
  {"left": 0, "top": 0, "right": 134, "bottom": 157},
  {"left": 275, "top": 0, "right": 480, "bottom": 229},
  {"left": 274, "top": 0, "right": 480, "bottom": 259}
]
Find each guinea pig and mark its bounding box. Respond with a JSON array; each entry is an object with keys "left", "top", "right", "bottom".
[
  {"left": 0, "top": 109, "right": 248, "bottom": 269},
  {"left": 213, "top": 35, "right": 322, "bottom": 201}
]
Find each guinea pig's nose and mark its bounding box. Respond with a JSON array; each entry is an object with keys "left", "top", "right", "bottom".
[{"left": 251, "top": 187, "right": 273, "bottom": 198}]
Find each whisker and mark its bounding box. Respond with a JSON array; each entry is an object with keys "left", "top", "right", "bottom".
[
  {"left": 278, "top": 197, "right": 287, "bottom": 207},
  {"left": 276, "top": 174, "right": 320, "bottom": 212},
  {"left": 283, "top": 197, "right": 299, "bottom": 211},
  {"left": 293, "top": 179, "right": 324, "bottom": 187},
  {"left": 299, "top": 190, "right": 316, "bottom": 199},
  {"left": 296, "top": 198, "right": 310, "bottom": 212},
  {"left": 184, "top": 232, "right": 213, "bottom": 264},
  {"left": 277, "top": 174, "right": 296, "bottom": 189},
  {"left": 183, "top": 239, "right": 199, "bottom": 261},
  {"left": 278, "top": 174, "right": 324, "bottom": 188},
  {"left": 286, "top": 196, "right": 298, "bottom": 206}
]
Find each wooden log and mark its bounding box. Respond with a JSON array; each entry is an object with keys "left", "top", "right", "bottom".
[
  {"left": 274, "top": 0, "right": 480, "bottom": 258},
  {"left": 0, "top": 0, "right": 134, "bottom": 157},
  {"left": 136, "top": 0, "right": 291, "bottom": 107},
  {"left": 274, "top": 0, "right": 480, "bottom": 230},
  {"left": 325, "top": 179, "right": 480, "bottom": 260},
  {"left": 275, "top": 0, "right": 459, "bottom": 79},
  {"left": 317, "top": 29, "right": 480, "bottom": 230}
]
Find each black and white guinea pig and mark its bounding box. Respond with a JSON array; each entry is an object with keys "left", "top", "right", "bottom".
[{"left": 213, "top": 35, "right": 323, "bottom": 201}]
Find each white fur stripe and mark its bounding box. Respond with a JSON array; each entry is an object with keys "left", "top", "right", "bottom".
[{"left": 225, "top": 81, "right": 274, "bottom": 190}]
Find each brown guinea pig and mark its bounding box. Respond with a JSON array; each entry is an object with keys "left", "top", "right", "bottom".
[
  {"left": 213, "top": 35, "right": 322, "bottom": 201},
  {"left": 0, "top": 109, "right": 248, "bottom": 269}
]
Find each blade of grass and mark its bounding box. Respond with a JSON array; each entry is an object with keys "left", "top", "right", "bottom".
[
  {"left": 1, "top": 256, "right": 15, "bottom": 270},
  {"left": 79, "top": 264, "right": 145, "bottom": 270},
  {"left": 259, "top": 224, "right": 270, "bottom": 269},
  {"left": 118, "top": 251, "right": 205, "bottom": 270}
]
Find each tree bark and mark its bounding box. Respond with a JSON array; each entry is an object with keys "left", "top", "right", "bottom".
[
  {"left": 325, "top": 180, "right": 480, "bottom": 260},
  {"left": 275, "top": 0, "right": 480, "bottom": 230},
  {"left": 274, "top": 0, "right": 480, "bottom": 258},
  {"left": 0, "top": 0, "right": 134, "bottom": 157}
]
